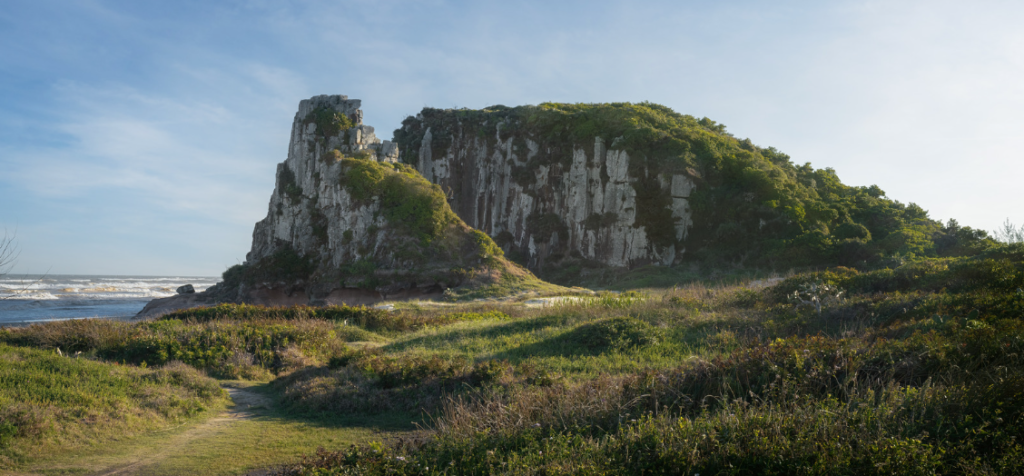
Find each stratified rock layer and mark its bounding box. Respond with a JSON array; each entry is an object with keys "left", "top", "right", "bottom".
[{"left": 395, "top": 108, "right": 695, "bottom": 272}]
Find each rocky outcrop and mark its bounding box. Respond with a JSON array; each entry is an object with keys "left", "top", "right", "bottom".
[
  {"left": 247, "top": 95, "right": 401, "bottom": 276},
  {"left": 136, "top": 96, "right": 558, "bottom": 318},
  {"left": 136, "top": 292, "right": 214, "bottom": 319},
  {"left": 235, "top": 95, "right": 545, "bottom": 306},
  {"left": 394, "top": 107, "right": 696, "bottom": 272}
]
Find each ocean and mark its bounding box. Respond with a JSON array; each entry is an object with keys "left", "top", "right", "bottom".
[{"left": 0, "top": 274, "right": 218, "bottom": 326}]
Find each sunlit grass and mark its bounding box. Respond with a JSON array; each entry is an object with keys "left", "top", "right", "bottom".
[
  {"left": 4, "top": 249, "right": 1024, "bottom": 474},
  {"left": 0, "top": 344, "right": 227, "bottom": 468}
]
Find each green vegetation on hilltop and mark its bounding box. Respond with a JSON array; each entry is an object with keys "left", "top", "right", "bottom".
[
  {"left": 338, "top": 155, "right": 459, "bottom": 244},
  {"left": 303, "top": 106, "right": 355, "bottom": 148},
  {"left": 395, "top": 102, "right": 997, "bottom": 277}
]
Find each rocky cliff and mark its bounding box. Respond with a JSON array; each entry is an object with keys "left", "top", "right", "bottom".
[
  {"left": 139, "top": 96, "right": 555, "bottom": 317},
  {"left": 138, "top": 97, "right": 974, "bottom": 318},
  {"left": 393, "top": 103, "right": 981, "bottom": 279},
  {"left": 394, "top": 105, "right": 697, "bottom": 274},
  {"left": 236, "top": 95, "right": 554, "bottom": 304}
]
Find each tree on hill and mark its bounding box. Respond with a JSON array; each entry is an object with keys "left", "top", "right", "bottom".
[{"left": 994, "top": 218, "right": 1024, "bottom": 244}]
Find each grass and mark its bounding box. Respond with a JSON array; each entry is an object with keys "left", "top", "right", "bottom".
[
  {"left": 20, "top": 381, "right": 417, "bottom": 476},
  {"left": 276, "top": 249, "right": 1024, "bottom": 475},
  {"left": 2, "top": 248, "right": 1023, "bottom": 474},
  {"left": 441, "top": 268, "right": 580, "bottom": 302},
  {"left": 0, "top": 344, "right": 226, "bottom": 469}
]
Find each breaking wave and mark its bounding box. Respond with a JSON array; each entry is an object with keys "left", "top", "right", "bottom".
[{"left": 0, "top": 274, "right": 219, "bottom": 325}]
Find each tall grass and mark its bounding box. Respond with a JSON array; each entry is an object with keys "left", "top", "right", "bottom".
[
  {"left": 164, "top": 303, "right": 513, "bottom": 333},
  {"left": 0, "top": 318, "right": 349, "bottom": 379},
  {"left": 0, "top": 344, "right": 226, "bottom": 468},
  {"left": 4, "top": 249, "right": 1023, "bottom": 473},
  {"left": 274, "top": 249, "right": 1024, "bottom": 474}
]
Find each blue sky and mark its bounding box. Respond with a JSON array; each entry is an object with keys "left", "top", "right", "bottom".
[{"left": 2, "top": 0, "right": 1022, "bottom": 276}]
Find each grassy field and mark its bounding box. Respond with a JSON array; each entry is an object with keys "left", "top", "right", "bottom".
[
  {"left": 0, "top": 343, "right": 227, "bottom": 470},
  {"left": 12, "top": 380, "right": 416, "bottom": 475},
  {"left": 2, "top": 245, "right": 1023, "bottom": 474}
]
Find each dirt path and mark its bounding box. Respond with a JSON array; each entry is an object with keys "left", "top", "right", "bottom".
[
  {"left": 16, "top": 383, "right": 402, "bottom": 476},
  {"left": 89, "top": 386, "right": 270, "bottom": 476}
]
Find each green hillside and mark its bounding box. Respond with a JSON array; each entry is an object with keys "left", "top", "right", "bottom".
[{"left": 395, "top": 102, "right": 996, "bottom": 278}]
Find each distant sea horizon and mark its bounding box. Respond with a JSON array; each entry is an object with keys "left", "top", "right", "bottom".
[{"left": 0, "top": 274, "right": 218, "bottom": 326}]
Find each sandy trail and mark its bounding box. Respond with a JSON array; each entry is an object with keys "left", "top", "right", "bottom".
[{"left": 89, "top": 386, "right": 269, "bottom": 476}]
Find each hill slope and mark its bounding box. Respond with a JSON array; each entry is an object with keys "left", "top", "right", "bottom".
[{"left": 395, "top": 102, "right": 995, "bottom": 281}]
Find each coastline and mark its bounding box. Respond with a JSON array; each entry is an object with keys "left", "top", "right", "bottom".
[{"left": 0, "top": 274, "right": 217, "bottom": 326}]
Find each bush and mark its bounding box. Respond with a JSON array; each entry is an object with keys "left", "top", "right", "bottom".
[
  {"left": 567, "top": 316, "right": 663, "bottom": 353},
  {"left": 339, "top": 157, "right": 458, "bottom": 243},
  {"left": 1, "top": 317, "right": 341, "bottom": 379}
]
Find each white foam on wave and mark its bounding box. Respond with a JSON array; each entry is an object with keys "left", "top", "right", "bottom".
[
  {"left": 68, "top": 291, "right": 177, "bottom": 300},
  {"left": 95, "top": 274, "right": 217, "bottom": 282},
  {"left": 0, "top": 275, "right": 216, "bottom": 302},
  {"left": 1, "top": 290, "right": 59, "bottom": 300}
]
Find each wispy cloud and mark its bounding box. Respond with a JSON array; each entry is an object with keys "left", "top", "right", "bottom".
[
  {"left": 1, "top": 0, "right": 1022, "bottom": 274},
  {"left": 5, "top": 81, "right": 274, "bottom": 223}
]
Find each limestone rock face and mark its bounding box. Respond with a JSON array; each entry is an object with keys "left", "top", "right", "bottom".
[
  {"left": 248, "top": 95, "right": 393, "bottom": 271},
  {"left": 243, "top": 95, "right": 518, "bottom": 305},
  {"left": 396, "top": 111, "right": 695, "bottom": 271}
]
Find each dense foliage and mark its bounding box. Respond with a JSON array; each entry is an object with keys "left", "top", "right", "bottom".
[{"left": 395, "top": 103, "right": 997, "bottom": 275}]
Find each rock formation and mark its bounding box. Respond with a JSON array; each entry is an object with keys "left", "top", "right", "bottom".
[
  {"left": 241, "top": 95, "right": 558, "bottom": 303},
  {"left": 137, "top": 96, "right": 967, "bottom": 318},
  {"left": 390, "top": 103, "right": 977, "bottom": 278},
  {"left": 394, "top": 106, "right": 696, "bottom": 273},
  {"left": 139, "top": 95, "right": 552, "bottom": 318}
]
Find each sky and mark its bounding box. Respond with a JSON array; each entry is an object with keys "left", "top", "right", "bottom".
[{"left": 1, "top": 0, "right": 1022, "bottom": 276}]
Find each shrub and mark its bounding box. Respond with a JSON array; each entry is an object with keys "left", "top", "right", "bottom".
[
  {"left": 567, "top": 316, "right": 663, "bottom": 353},
  {"left": 303, "top": 106, "right": 354, "bottom": 146},
  {"left": 339, "top": 157, "right": 458, "bottom": 243}
]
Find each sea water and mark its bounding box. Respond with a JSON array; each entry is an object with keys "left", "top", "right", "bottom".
[{"left": 0, "top": 275, "right": 218, "bottom": 326}]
